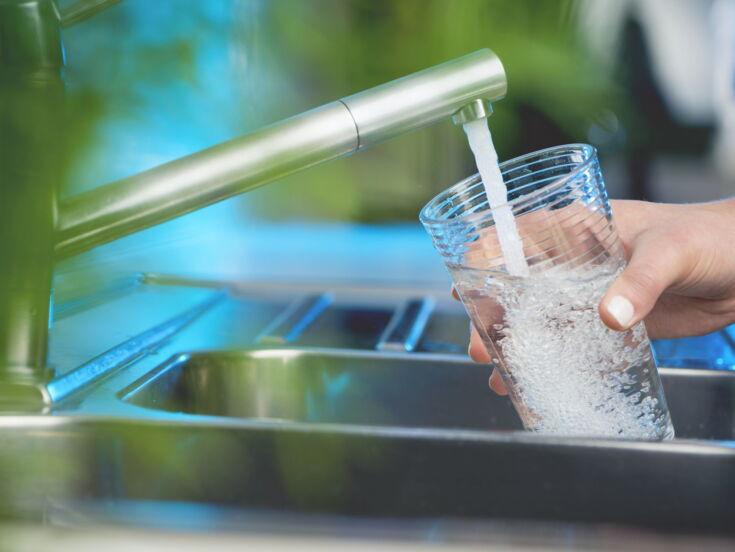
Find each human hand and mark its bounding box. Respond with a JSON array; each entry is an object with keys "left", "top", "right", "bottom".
[{"left": 461, "top": 198, "right": 735, "bottom": 395}]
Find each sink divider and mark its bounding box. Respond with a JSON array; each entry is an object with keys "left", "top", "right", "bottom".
[
  {"left": 256, "top": 293, "right": 333, "bottom": 345},
  {"left": 377, "top": 297, "right": 435, "bottom": 352}
]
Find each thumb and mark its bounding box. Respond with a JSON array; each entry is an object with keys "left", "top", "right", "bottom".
[{"left": 599, "top": 235, "right": 686, "bottom": 331}]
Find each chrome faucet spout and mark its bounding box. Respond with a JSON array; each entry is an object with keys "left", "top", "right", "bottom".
[
  {"left": 2, "top": 3, "right": 514, "bottom": 407},
  {"left": 451, "top": 98, "right": 494, "bottom": 126},
  {"left": 55, "top": 49, "right": 507, "bottom": 258}
]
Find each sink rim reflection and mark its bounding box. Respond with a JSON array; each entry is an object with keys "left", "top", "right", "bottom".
[
  {"left": 109, "top": 346, "right": 735, "bottom": 447},
  {"left": 2, "top": 413, "right": 735, "bottom": 538}
]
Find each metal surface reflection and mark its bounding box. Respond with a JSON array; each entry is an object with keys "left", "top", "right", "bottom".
[
  {"left": 0, "top": 415, "right": 735, "bottom": 536},
  {"left": 121, "top": 349, "right": 522, "bottom": 430}
]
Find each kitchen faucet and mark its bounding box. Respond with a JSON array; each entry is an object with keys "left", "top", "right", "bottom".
[{"left": 0, "top": 0, "right": 506, "bottom": 407}]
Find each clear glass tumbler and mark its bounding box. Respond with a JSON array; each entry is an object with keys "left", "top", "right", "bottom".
[{"left": 420, "top": 144, "right": 675, "bottom": 440}]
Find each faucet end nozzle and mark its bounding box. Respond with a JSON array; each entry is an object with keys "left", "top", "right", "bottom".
[{"left": 451, "top": 98, "right": 493, "bottom": 126}]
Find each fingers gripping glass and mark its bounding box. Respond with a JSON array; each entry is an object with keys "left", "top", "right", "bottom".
[{"left": 421, "top": 144, "right": 674, "bottom": 440}]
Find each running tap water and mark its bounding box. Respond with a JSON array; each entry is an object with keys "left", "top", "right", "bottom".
[{"left": 462, "top": 119, "right": 529, "bottom": 277}]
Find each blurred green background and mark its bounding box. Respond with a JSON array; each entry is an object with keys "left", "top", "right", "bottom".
[{"left": 60, "top": 0, "right": 617, "bottom": 224}]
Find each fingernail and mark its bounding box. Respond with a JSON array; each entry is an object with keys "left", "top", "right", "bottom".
[{"left": 607, "top": 295, "right": 634, "bottom": 328}]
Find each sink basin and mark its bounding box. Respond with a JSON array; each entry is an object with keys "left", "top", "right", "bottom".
[
  {"left": 29, "top": 278, "right": 735, "bottom": 541},
  {"left": 8, "top": 347, "right": 735, "bottom": 536},
  {"left": 121, "top": 349, "right": 522, "bottom": 431},
  {"left": 121, "top": 349, "right": 735, "bottom": 440}
]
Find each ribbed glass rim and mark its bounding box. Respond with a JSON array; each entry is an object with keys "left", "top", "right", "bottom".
[{"left": 419, "top": 143, "right": 597, "bottom": 226}]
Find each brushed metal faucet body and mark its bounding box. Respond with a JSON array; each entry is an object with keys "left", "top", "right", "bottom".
[
  {"left": 0, "top": 0, "right": 507, "bottom": 405},
  {"left": 55, "top": 49, "right": 506, "bottom": 257}
]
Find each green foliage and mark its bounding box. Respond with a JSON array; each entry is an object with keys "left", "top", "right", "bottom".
[
  {"left": 60, "top": 0, "right": 616, "bottom": 222},
  {"left": 247, "top": 0, "right": 614, "bottom": 221},
  {"left": 265, "top": 0, "right": 611, "bottom": 150}
]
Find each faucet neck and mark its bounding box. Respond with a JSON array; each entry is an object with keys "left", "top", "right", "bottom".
[{"left": 0, "top": 0, "right": 64, "bottom": 404}]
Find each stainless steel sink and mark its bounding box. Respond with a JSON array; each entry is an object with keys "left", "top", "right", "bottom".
[
  {"left": 1, "top": 413, "right": 734, "bottom": 538},
  {"left": 120, "top": 349, "right": 522, "bottom": 431},
  {"left": 24, "top": 276, "right": 735, "bottom": 541},
  {"left": 119, "top": 348, "right": 735, "bottom": 441},
  {"left": 8, "top": 346, "right": 735, "bottom": 538}
]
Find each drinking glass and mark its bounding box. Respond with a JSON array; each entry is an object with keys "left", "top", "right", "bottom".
[{"left": 420, "top": 144, "right": 675, "bottom": 440}]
